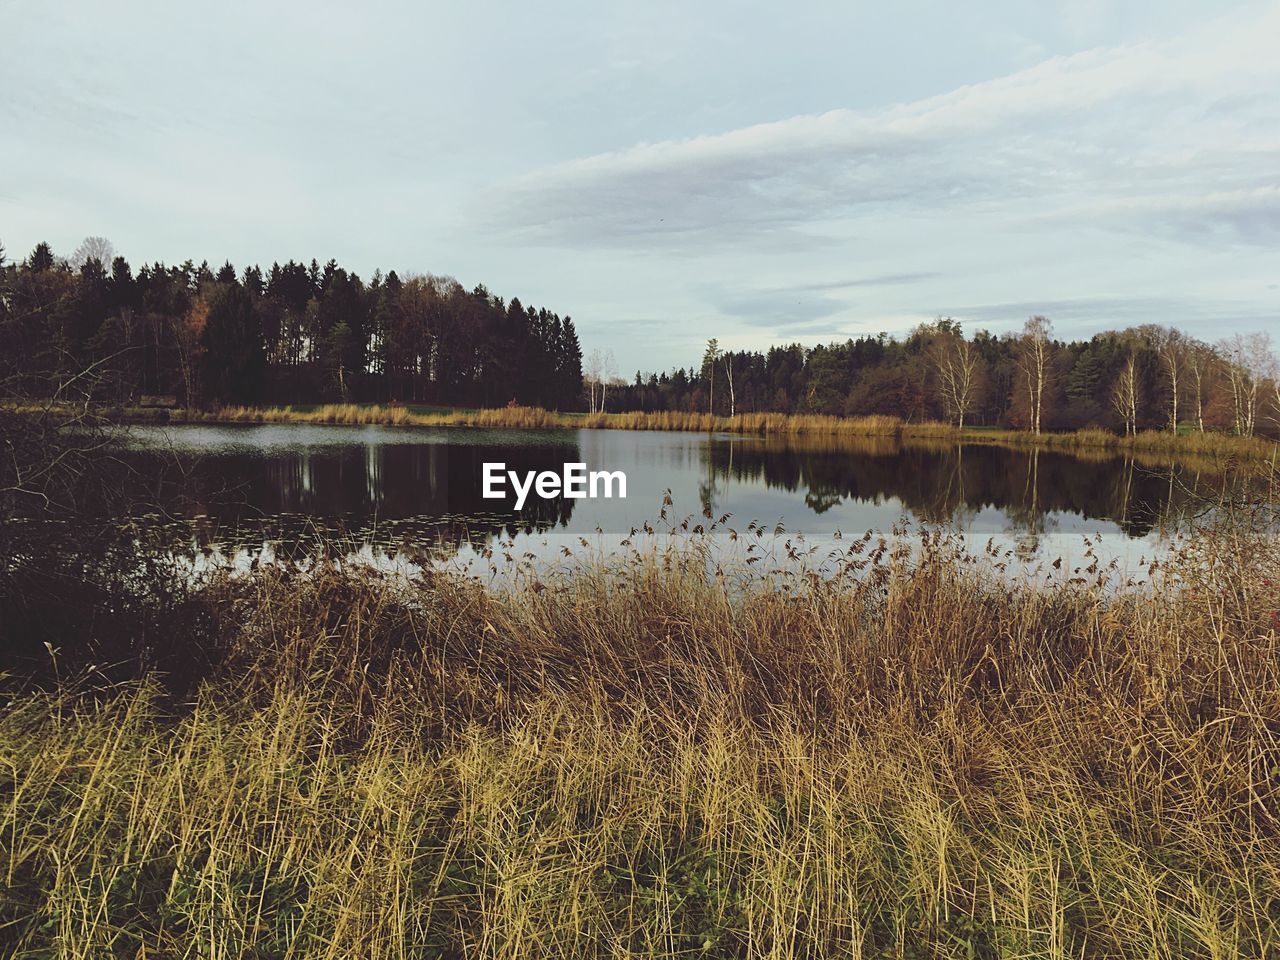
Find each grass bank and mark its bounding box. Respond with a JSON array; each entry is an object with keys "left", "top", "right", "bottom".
[
  {"left": 4, "top": 527, "right": 1280, "bottom": 957},
  {"left": 158, "top": 403, "right": 1280, "bottom": 461}
]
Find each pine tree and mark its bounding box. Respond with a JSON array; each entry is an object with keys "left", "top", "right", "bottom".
[
  {"left": 28, "top": 242, "right": 55, "bottom": 272},
  {"left": 200, "top": 283, "right": 266, "bottom": 405},
  {"left": 559, "top": 316, "right": 583, "bottom": 409}
]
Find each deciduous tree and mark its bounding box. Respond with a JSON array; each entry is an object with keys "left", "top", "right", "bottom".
[
  {"left": 1015, "top": 315, "right": 1054, "bottom": 435},
  {"left": 1110, "top": 353, "right": 1139, "bottom": 436},
  {"left": 929, "top": 324, "right": 983, "bottom": 429}
]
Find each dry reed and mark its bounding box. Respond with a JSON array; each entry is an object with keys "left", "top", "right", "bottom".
[
  {"left": 169, "top": 403, "right": 1280, "bottom": 461},
  {"left": 3, "top": 524, "right": 1280, "bottom": 957}
]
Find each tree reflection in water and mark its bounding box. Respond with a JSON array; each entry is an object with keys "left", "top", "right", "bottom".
[{"left": 700, "top": 434, "right": 1266, "bottom": 542}]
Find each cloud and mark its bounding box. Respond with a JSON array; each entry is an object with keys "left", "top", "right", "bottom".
[
  {"left": 1048, "top": 187, "right": 1280, "bottom": 246},
  {"left": 707, "top": 272, "right": 942, "bottom": 336},
  {"left": 484, "top": 4, "right": 1280, "bottom": 251},
  {"left": 717, "top": 289, "right": 850, "bottom": 329},
  {"left": 782, "top": 272, "right": 942, "bottom": 292},
  {"left": 950, "top": 295, "right": 1279, "bottom": 337},
  {"left": 776, "top": 322, "right": 850, "bottom": 338}
]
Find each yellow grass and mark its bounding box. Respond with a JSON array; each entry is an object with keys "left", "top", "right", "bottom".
[
  {"left": 3, "top": 525, "right": 1280, "bottom": 956},
  {"left": 965, "top": 424, "right": 1280, "bottom": 459},
  {"left": 191, "top": 404, "right": 919, "bottom": 436},
  {"left": 167, "top": 403, "right": 1280, "bottom": 460}
]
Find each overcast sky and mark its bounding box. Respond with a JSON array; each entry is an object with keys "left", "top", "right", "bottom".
[{"left": 3, "top": 0, "right": 1277, "bottom": 371}]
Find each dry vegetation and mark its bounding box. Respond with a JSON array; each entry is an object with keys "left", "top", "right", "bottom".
[
  {"left": 174, "top": 403, "right": 1280, "bottom": 460},
  {"left": 3, "top": 520, "right": 1280, "bottom": 957}
]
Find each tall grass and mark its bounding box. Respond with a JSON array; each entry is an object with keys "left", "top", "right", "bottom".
[
  {"left": 4, "top": 525, "right": 1280, "bottom": 957},
  {"left": 189, "top": 404, "right": 918, "bottom": 437},
  {"left": 964, "top": 424, "right": 1280, "bottom": 459},
  {"left": 171, "top": 403, "right": 1280, "bottom": 460}
]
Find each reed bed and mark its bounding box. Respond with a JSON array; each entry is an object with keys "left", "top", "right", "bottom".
[
  {"left": 187, "top": 404, "right": 917, "bottom": 437},
  {"left": 172, "top": 403, "right": 1280, "bottom": 460},
  {"left": 3, "top": 526, "right": 1280, "bottom": 957},
  {"left": 964, "top": 424, "right": 1280, "bottom": 460}
]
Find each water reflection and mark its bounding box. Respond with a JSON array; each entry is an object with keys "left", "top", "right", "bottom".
[
  {"left": 701, "top": 436, "right": 1254, "bottom": 543},
  {"left": 7, "top": 424, "right": 1272, "bottom": 684},
  {"left": 116, "top": 425, "right": 581, "bottom": 552},
  {"left": 96, "top": 425, "right": 1271, "bottom": 563}
]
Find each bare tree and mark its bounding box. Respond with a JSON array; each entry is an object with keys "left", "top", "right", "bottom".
[
  {"left": 1149, "top": 326, "right": 1186, "bottom": 434},
  {"left": 70, "top": 236, "right": 115, "bottom": 270},
  {"left": 1262, "top": 345, "right": 1280, "bottom": 433},
  {"left": 1186, "top": 341, "right": 1216, "bottom": 434},
  {"left": 600, "top": 349, "right": 617, "bottom": 413},
  {"left": 722, "top": 352, "right": 736, "bottom": 418},
  {"left": 1110, "top": 353, "right": 1139, "bottom": 436},
  {"left": 930, "top": 330, "right": 982, "bottom": 429},
  {"left": 1219, "top": 333, "right": 1269, "bottom": 437},
  {"left": 1015, "top": 315, "right": 1054, "bottom": 435},
  {"left": 1, "top": 347, "right": 124, "bottom": 514},
  {"left": 584, "top": 349, "right": 603, "bottom": 414}
]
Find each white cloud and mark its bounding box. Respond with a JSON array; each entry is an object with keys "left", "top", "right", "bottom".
[
  {"left": 486, "top": 3, "right": 1280, "bottom": 252},
  {"left": 1036, "top": 186, "right": 1280, "bottom": 245}
]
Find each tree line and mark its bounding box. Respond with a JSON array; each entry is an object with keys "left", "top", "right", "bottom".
[
  {"left": 609, "top": 317, "right": 1280, "bottom": 437},
  {"left": 4, "top": 235, "right": 1277, "bottom": 437},
  {"left": 0, "top": 237, "right": 584, "bottom": 409}
]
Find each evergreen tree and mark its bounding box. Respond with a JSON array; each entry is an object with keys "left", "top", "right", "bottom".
[
  {"left": 28, "top": 243, "right": 55, "bottom": 272},
  {"left": 558, "top": 316, "right": 584, "bottom": 409},
  {"left": 316, "top": 269, "right": 367, "bottom": 398},
  {"left": 200, "top": 283, "right": 266, "bottom": 404}
]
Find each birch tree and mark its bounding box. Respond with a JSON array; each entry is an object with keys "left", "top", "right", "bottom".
[
  {"left": 584, "top": 349, "right": 602, "bottom": 413},
  {"left": 930, "top": 330, "right": 982, "bottom": 429},
  {"left": 1110, "top": 353, "right": 1138, "bottom": 436},
  {"left": 722, "top": 352, "right": 736, "bottom": 417},
  {"left": 1219, "top": 333, "right": 1268, "bottom": 437},
  {"left": 600, "top": 349, "right": 617, "bottom": 413},
  {"left": 1015, "top": 315, "right": 1054, "bottom": 435},
  {"left": 1262, "top": 344, "right": 1280, "bottom": 432},
  {"left": 1151, "top": 327, "right": 1186, "bottom": 434},
  {"left": 1186, "top": 341, "right": 1215, "bottom": 434}
]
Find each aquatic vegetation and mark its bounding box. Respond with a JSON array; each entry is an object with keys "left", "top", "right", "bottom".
[
  {"left": 3, "top": 523, "right": 1279, "bottom": 957},
  {"left": 167, "top": 403, "right": 1280, "bottom": 460}
]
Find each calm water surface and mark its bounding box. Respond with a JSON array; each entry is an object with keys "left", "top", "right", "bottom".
[{"left": 104, "top": 423, "right": 1244, "bottom": 576}]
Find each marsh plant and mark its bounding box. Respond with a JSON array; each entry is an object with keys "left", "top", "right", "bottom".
[
  {"left": 184, "top": 403, "right": 1280, "bottom": 461},
  {"left": 2, "top": 493, "right": 1280, "bottom": 958}
]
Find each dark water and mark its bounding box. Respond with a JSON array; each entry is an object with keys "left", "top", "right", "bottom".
[
  {"left": 97, "top": 423, "right": 1251, "bottom": 573},
  {"left": 3, "top": 422, "right": 1265, "bottom": 678}
]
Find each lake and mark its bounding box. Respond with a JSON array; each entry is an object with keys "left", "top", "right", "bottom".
[{"left": 99, "top": 423, "right": 1248, "bottom": 578}]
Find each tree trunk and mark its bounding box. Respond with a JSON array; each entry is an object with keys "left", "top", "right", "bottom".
[
  {"left": 723, "top": 356, "right": 735, "bottom": 418},
  {"left": 1192, "top": 367, "right": 1204, "bottom": 432}
]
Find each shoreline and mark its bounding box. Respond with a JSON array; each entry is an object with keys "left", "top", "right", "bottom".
[
  {"left": 105, "top": 402, "right": 1280, "bottom": 462},
  {"left": 6, "top": 530, "right": 1280, "bottom": 955}
]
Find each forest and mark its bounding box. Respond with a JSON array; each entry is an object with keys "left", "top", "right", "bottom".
[
  {"left": 5, "top": 241, "right": 1280, "bottom": 959},
  {"left": 611, "top": 319, "right": 1280, "bottom": 437},
  {"left": 3, "top": 236, "right": 1278, "bottom": 438},
  {"left": 0, "top": 238, "right": 584, "bottom": 409}
]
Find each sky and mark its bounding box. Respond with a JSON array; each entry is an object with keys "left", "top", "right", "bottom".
[{"left": 3, "top": 0, "right": 1278, "bottom": 372}]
